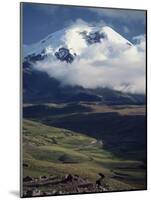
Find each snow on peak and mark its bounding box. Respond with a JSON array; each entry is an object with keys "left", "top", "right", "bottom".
[
  {"left": 101, "top": 26, "right": 132, "bottom": 46},
  {"left": 23, "top": 25, "right": 133, "bottom": 61}
]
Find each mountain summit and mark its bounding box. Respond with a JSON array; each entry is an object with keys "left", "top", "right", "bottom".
[
  {"left": 23, "top": 25, "right": 133, "bottom": 63},
  {"left": 23, "top": 24, "right": 145, "bottom": 104}
]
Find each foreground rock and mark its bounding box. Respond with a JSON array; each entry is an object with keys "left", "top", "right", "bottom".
[{"left": 23, "top": 174, "right": 109, "bottom": 197}]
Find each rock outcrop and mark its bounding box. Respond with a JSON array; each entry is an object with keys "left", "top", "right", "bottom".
[{"left": 23, "top": 173, "right": 109, "bottom": 197}]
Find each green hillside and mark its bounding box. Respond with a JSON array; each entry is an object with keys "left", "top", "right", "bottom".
[{"left": 22, "top": 119, "right": 146, "bottom": 191}]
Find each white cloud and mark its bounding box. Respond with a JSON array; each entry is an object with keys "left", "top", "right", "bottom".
[
  {"left": 133, "top": 34, "right": 146, "bottom": 52},
  {"left": 34, "top": 20, "right": 146, "bottom": 94}
]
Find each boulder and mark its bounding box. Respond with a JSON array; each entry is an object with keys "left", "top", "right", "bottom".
[{"left": 23, "top": 176, "right": 33, "bottom": 182}]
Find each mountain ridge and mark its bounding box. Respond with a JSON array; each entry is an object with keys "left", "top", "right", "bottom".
[{"left": 23, "top": 25, "right": 133, "bottom": 60}]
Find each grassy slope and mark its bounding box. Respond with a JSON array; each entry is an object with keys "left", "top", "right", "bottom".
[
  {"left": 23, "top": 119, "right": 146, "bottom": 191},
  {"left": 23, "top": 103, "right": 146, "bottom": 161}
]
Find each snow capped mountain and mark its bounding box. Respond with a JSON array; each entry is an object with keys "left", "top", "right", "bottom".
[
  {"left": 23, "top": 25, "right": 133, "bottom": 63},
  {"left": 23, "top": 23, "right": 145, "bottom": 95}
]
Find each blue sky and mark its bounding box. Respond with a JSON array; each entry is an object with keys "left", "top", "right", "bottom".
[{"left": 22, "top": 3, "right": 146, "bottom": 45}]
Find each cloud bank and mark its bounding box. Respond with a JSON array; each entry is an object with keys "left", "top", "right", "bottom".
[{"left": 33, "top": 20, "right": 146, "bottom": 94}]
